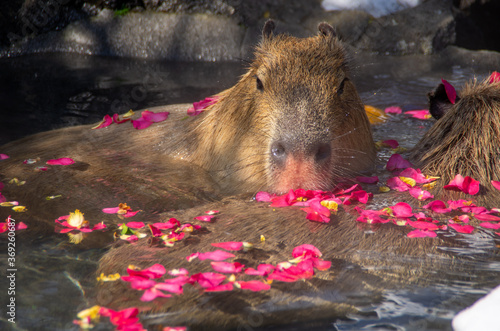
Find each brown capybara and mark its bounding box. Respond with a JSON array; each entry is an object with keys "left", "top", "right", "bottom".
[
  {"left": 410, "top": 75, "right": 500, "bottom": 205},
  {"left": 0, "top": 20, "right": 375, "bottom": 234}
]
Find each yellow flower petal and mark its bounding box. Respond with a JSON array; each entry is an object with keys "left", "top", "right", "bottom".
[
  {"left": 12, "top": 206, "right": 27, "bottom": 212},
  {"left": 96, "top": 272, "right": 121, "bottom": 282},
  {"left": 379, "top": 186, "right": 391, "bottom": 193},
  {"left": 320, "top": 200, "right": 338, "bottom": 211},
  {"left": 122, "top": 109, "right": 135, "bottom": 118},
  {"left": 399, "top": 176, "right": 416, "bottom": 187}
]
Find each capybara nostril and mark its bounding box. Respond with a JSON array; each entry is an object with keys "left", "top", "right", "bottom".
[
  {"left": 270, "top": 141, "right": 287, "bottom": 165},
  {"left": 314, "top": 143, "right": 332, "bottom": 164}
]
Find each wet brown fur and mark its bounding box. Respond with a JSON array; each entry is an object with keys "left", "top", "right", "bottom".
[{"left": 411, "top": 78, "right": 500, "bottom": 206}]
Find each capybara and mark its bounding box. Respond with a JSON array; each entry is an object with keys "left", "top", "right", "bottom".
[
  {"left": 411, "top": 75, "right": 500, "bottom": 205},
  {"left": 0, "top": 20, "right": 375, "bottom": 233}
]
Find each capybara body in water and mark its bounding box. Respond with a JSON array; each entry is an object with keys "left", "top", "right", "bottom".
[{"left": 411, "top": 75, "right": 500, "bottom": 205}]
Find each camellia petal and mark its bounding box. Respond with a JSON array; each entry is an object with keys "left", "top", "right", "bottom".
[
  {"left": 92, "top": 114, "right": 113, "bottom": 129},
  {"left": 211, "top": 261, "right": 245, "bottom": 273},
  {"left": 382, "top": 139, "right": 399, "bottom": 148},
  {"left": 387, "top": 176, "right": 411, "bottom": 192},
  {"left": 384, "top": 106, "right": 402, "bottom": 114},
  {"left": 194, "top": 215, "right": 216, "bottom": 222},
  {"left": 444, "top": 174, "right": 480, "bottom": 195},
  {"left": 0, "top": 154, "right": 9, "bottom": 160},
  {"left": 405, "top": 109, "right": 432, "bottom": 119},
  {"left": 46, "top": 157, "right": 75, "bottom": 165},
  {"left": 198, "top": 250, "right": 236, "bottom": 261},
  {"left": 211, "top": 241, "right": 244, "bottom": 251},
  {"left": 244, "top": 264, "right": 275, "bottom": 276},
  {"left": 131, "top": 117, "right": 153, "bottom": 130},
  {"left": 204, "top": 283, "right": 234, "bottom": 292},
  {"left": 187, "top": 96, "right": 219, "bottom": 116},
  {"left": 423, "top": 200, "right": 452, "bottom": 214},
  {"left": 125, "top": 222, "right": 145, "bottom": 229},
  {"left": 407, "top": 220, "right": 439, "bottom": 231},
  {"left": 449, "top": 223, "right": 474, "bottom": 234},
  {"left": 474, "top": 213, "right": 500, "bottom": 222},
  {"left": 142, "top": 110, "right": 170, "bottom": 123},
  {"left": 409, "top": 187, "right": 434, "bottom": 201},
  {"left": 236, "top": 280, "right": 271, "bottom": 292},
  {"left": 189, "top": 272, "right": 226, "bottom": 288},
  {"left": 479, "top": 222, "right": 500, "bottom": 230},
  {"left": 140, "top": 287, "right": 172, "bottom": 302},
  {"left": 390, "top": 202, "right": 413, "bottom": 218},
  {"left": 491, "top": 180, "right": 500, "bottom": 191},
  {"left": 292, "top": 244, "right": 322, "bottom": 259},
  {"left": 441, "top": 78, "right": 457, "bottom": 104},
  {"left": 489, "top": 71, "right": 500, "bottom": 84},
  {"left": 407, "top": 229, "right": 437, "bottom": 238},
  {"left": 386, "top": 154, "right": 413, "bottom": 171}
]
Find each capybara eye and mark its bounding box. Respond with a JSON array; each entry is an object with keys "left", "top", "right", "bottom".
[
  {"left": 337, "top": 78, "right": 347, "bottom": 96},
  {"left": 271, "top": 143, "right": 286, "bottom": 159},
  {"left": 256, "top": 76, "right": 264, "bottom": 91}
]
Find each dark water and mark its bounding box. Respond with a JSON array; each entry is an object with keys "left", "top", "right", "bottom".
[{"left": 0, "top": 53, "right": 499, "bottom": 331}]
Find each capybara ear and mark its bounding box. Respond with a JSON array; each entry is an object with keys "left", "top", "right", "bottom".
[
  {"left": 262, "top": 20, "right": 276, "bottom": 39},
  {"left": 428, "top": 83, "right": 459, "bottom": 120},
  {"left": 318, "top": 22, "right": 337, "bottom": 39}
]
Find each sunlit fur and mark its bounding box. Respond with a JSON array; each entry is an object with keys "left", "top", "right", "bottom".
[
  {"left": 411, "top": 78, "right": 500, "bottom": 205},
  {"left": 183, "top": 25, "right": 375, "bottom": 194}
]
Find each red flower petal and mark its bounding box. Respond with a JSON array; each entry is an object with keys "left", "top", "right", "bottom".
[
  {"left": 211, "top": 241, "right": 244, "bottom": 251},
  {"left": 386, "top": 154, "right": 413, "bottom": 171},
  {"left": 211, "top": 261, "right": 245, "bottom": 273},
  {"left": 441, "top": 78, "right": 457, "bottom": 104},
  {"left": 382, "top": 139, "right": 399, "bottom": 148},
  {"left": 236, "top": 280, "right": 271, "bottom": 292},
  {"left": 491, "top": 180, "right": 500, "bottom": 191},
  {"left": 407, "top": 229, "right": 437, "bottom": 238},
  {"left": 92, "top": 114, "right": 113, "bottom": 129},
  {"left": 390, "top": 202, "right": 413, "bottom": 218},
  {"left": 112, "top": 113, "right": 131, "bottom": 124},
  {"left": 244, "top": 264, "right": 275, "bottom": 276},
  {"left": 126, "top": 222, "right": 145, "bottom": 229},
  {"left": 198, "top": 250, "right": 235, "bottom": 261},
  {"left": 404, "top": 110, "right": 432, "bottom": 120},
  {"left": 384, "top": 106, "right": 402, "bottom": 114},
  {"left": 190, "top": 272, "right": 226, "bottom": 288},
  {"left": 46, "top": 157, "right": 75, "bottom": 165},
  {"left": 444, "top": 174, "right": 480, "bottom": 195},
  {"left": 423, "top": 200, "right": 452, "bottom": 214},
  {"left": 204, "top": 283, "right": 234, "bottom": 292},
  {"left": 479, "top": 222, "right": 500, "bottom": 230},
  {"left": 148, "top": 224, "right": 162, "bottom": 237},
  {"left": 489, "top": 71, "right": 500, "bottom": 84},
  {"left": 193, "top": 215, "right": 216, "bottom": 222},
  {"left": 449, "top": 223, "right": 474, "bottom": 234}
]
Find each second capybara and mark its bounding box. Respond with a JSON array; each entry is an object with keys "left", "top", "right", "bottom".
[{"left": 411, "top": 74, "right": 500, "bottom": 205}]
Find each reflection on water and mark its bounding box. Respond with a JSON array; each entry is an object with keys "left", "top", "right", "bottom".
[{"left": 0, "top": 53, "right": 499, "bottom": 330}]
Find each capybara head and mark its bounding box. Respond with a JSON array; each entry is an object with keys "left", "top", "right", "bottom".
[
  {"left": 411, "top": 74, "right": 500, "bottom": 201},
  {"left": 189, "top": 21, "right": 375, "bottom": 194}
]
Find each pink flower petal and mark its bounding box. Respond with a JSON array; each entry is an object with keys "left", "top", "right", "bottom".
[
  {"left": 407, "top": 229, "right": 437, "bottom": 238},
  {"left": 102, "top": 207, "right": 120, "bottom": 214},
  {"left": 423, "top": 200, "right": 452, "bottom": 214},
  {"left": 155, "top": 282, "right": 183, "bottom": 295},
  {"left": 126, "top": 222, "right": 145, "bottom": 229},
  {"left": 148, "top": 224, "right": 162, "bottom": 237},
  {"left": 407, "top": 220, "right": 439, "bottom": 231},
  {"left": 474, "top": 213, "right": 500, "bottom": 222},
  {"left": 312, "top": 258, "right": 332, "bottom": 271},
  {"left": 489, "top": 71, "right": 500, "bottom": 84},
  {"left": 92, "top": 222, "right": 106, "bottom": 230},
  {"left": 441, "top": 78, "right": 457, "bottom": 104},
  {"left": 46, "top": 157, "right": 75, "bottom": 165},
  {"left": 384, "top": 106, "right": 402, "bottom": 114},
  {"left": 382, "top": 139, "right": 399, "bottom": 148},
  {"left": 255, "top": 191, "right": 274, "bottom": 202},
  {"left": 390, "top": 202, "right": 413, "bottom": 218},
  {"left": 153, "top": 218, "right": 180, "bottom": 229},
  {"left": 204, "top": 283, "right": 234, "bottom": 292},
  {"left": 404, "top": 110, "right": 432, "bottom": 120},
  {"left": 236, "top": 280, "right": 271, "bottom": 292},
  {"left": 479, "top": 222, "right": 500, "bottom": 230},
  {"left": 292, "top": 244, "right": 323, "bottom": 259},
  {"left": 0, "top": 154, "right": 9, "bottom": 160},
  {"left": 140, "top": 287, "right": 172, "bottom": 301},
  {"left": 409, "top": 187, "right": 434, "bottom": 201},
  {"left": 189, "top": 272, "right": 226, "bottom": 288},
  {"left": 197, "top": 250, "right": 235, "bottom": 261},
  {"left": 112, "top": 113, "right": 131, "bottom": 124},
  {"left": 142, "top": 110, "right": 170, "bottom": 123},
  {"left": 93, "top": 114, "right": 113, "bottom": 129},
  {"left": 386, "top": 154, "right": 413, "bottom": 171},
  {"left": 356, "top": 176, "right": 379, "bottom": 184},
  {"left": 491, "top": 180, "right": 500, "bottom": 191},
  {"left": 131, "top": 117, "right": 153, "bottom": 130},
  {"left": 211, "top": 261, "right": 245, "bottom": 273},
  {"left": 193, "top": 215, "right": 216, "bottom": 222},
  {"left": 387, "top": 176, "right": 411, "bottom": 192},
  {"left": 211, "top": 241, "right": 244, "bottom": 251},
  {"left": 449, "top": 223, "right": 474, "bottom": 234},
  {"left": 187, "top": 96, "right": 219, "bottom": 116},
  {"left": 244, "top": 264, "right": 275, "bottom": 276},
  {"left": 444, "top": 174, "right": 480, "bottom": 195}
]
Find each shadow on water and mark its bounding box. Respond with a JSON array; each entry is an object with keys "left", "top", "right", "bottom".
[{"left": 0, "top": 53, "right": 499, "bottom": 330}]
